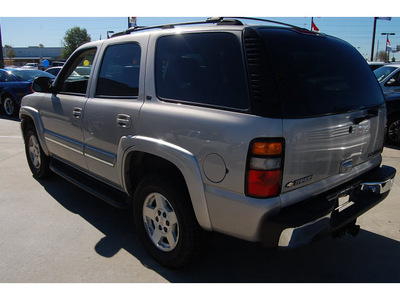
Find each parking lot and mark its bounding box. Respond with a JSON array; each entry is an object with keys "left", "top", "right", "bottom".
[{"left": 1, "top": 115, "right": 400, "bottom": 283}]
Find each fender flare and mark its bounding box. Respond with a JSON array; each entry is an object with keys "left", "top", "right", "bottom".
[
  {"left": 19, "top": 106, "right": 50, "bottom": 156},
  {"left": 118, "top": 135, "right": 213, "bottom": 231}
]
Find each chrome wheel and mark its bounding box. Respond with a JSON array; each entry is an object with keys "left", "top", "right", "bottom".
[
  {"left": 388, "top": 119, "right": 400, "bottom": 144},
  {"left": 28, "top": 135, "right": 41, "bottom": 170},
  {"left": 3, "top": 97, "right": 16, "bottom": 116},
  {"left": 142, "top": 192, "right": 179, "bottom": 252}
]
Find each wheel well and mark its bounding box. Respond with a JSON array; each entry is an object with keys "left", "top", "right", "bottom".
[
  {"left": 20, "top": 116, "right": 35, "bottom": 138},
  {"left": 1, "top": 92, "right": 14, "bottom": 102},
  {"left": 126, "top": 152, "right": 187, "bottom": 199}
]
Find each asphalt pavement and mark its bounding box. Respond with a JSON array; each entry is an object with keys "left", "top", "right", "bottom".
[{"left": 1, "top": 115, "right": 400, "bottom": 283}]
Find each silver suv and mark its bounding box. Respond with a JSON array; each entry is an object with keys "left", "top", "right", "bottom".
[{"left": 20, "top": 17, "right": 396, "bottom": 268}]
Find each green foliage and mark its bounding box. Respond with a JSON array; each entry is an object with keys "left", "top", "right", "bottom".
[
  {"left": 5, "top": 46, "right": 16, "bottom": 59},
  {"left": 62, "top": 27, "right": 91, "bottom": 59},
  {"left": 375, "top": 51, "right": 387, "bottom": 62}
]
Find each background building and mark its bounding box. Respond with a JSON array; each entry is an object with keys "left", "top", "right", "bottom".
[{"left": 2, "top": 46, "right": 63, "bottom": 67}]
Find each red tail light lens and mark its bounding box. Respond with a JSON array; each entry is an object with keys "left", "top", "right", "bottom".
[
  {"left": 246, "top": 139, "right": 284, "bottom": 198},
  {"left": 248, "top": 170, "right": 281, "bottom": 197}
]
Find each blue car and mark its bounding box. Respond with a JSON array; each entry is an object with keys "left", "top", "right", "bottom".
[{"left": 0, "top": 68, "right": 55, "bottom": 117}]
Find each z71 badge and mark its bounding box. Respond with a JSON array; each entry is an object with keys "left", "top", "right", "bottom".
[{"left": 285, "top": 175, "right": 313, "bottom": 188}]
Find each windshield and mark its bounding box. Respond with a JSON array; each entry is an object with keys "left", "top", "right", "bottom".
[
  {"left": 255, "top": 28, "right": 385, "bottom": 118},
  {"left": 9, "top": 69, "right": 55, "bottom": 81},
  {"left": 374, "top": 66, "right": 398, "bottom": 82}
]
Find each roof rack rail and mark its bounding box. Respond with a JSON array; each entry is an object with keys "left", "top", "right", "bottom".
[
  {"left": 224, "top": 17, "right": 304, "bottom": 30},
  {"left": 112, "top": 17, "right": 223, "bottom": 37},
  {"left": 111, "top": 17, "right": 305, "bottom": 37}
]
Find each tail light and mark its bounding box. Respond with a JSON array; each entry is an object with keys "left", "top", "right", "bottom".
[{"left": 245, "top": 138, "right": 284, "bottom": 198}]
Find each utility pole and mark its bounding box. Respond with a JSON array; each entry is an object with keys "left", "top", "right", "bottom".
[
  {"left": 0, "top": 22, "right": 4, "bottom": 68},
  {"left": 370, "top": 17, "right": 377, "bottom": 61}
]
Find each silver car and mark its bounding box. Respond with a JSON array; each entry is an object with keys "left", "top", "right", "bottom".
[{"left": 20, "top": 17, "right": 396, "bottom": 268}]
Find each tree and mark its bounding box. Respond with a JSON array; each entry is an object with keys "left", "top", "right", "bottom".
[
  {"left": 62, "top": 27, "right": 91, "bottom": 59},
  {"left": 375, "top": 51, "right": 387, "bottom": 62},
  {"left": 4, "top": 45, "right": 16, "bottom": 63}
]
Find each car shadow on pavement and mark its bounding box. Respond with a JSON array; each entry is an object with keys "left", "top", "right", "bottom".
[
  {"left": 385, "top": 144, "right": 400, "bottom": 151},
  {"left": 36, "top": 175, "right": 400, "bottom": 283},
  {"left": 0, "top": 115, "right": 20, "bottom": 122}
]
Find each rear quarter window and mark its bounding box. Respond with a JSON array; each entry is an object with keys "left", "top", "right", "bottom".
[{"left": 155, "top": 32, "right": 250, "bottom": 110}]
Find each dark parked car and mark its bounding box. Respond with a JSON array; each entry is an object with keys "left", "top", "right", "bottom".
[
  {"left": 385, "top": 93, "right": 400, "bottom": 145},
  {"left": 45, "top": 66, "right": 62, "bottom": 76},
  {"left": 368, "top": 61, "right": 387, "bottom": 71},
  {"left": 0, "top": 68, "right": 55, "bottom": 116}
]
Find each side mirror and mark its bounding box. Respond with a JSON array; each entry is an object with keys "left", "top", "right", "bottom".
[{"left": 32, "top": 77, "right": 54, "bottom": 93}]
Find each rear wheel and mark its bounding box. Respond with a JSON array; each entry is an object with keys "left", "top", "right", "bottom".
[
  {"left": 24, "top": 127, "right": 51, "bottom": 178},
  {"left": 133, "top": 174, "right": 210, "bottom": 268},
  {"left": 387, "top": 115, "right": 400, "bottom": 145}
]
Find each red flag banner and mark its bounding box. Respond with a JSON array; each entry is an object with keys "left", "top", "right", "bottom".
[
  {"left": 386, "top": 36, "right": 392, "bottom": 51},
  {"left": 312, "top": 21, "right": 319, "bottom": 32}
]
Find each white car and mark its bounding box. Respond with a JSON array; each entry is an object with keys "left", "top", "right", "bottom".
[{"left": 21, "top": 63, "right": 39, "bottom": 70}]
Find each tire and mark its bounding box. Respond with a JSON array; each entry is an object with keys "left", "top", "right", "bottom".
[
  {"left": 133, "top": 174, "right": 210, "bottom": 268},
  {"left": 24, "top": 127, "right": 51, "bottom": 178},
  {"left": 2, "top": 95, "right": 18, "bottom": 117},
  {"left": 387, "top": 115, "right": 400, "bottom": 145}
]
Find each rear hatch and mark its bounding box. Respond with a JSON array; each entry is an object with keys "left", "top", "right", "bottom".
[{"left": 244, "top": 27, "right": 386, "bottom": 195}]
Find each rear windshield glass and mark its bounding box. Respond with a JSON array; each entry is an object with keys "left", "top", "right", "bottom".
[{"left": 257, "top": 28, "right": 385, "bottom": 118}]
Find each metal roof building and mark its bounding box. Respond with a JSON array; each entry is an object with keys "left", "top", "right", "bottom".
[{"left": 2, "top": 46, "right": 64, "bottom": 66}]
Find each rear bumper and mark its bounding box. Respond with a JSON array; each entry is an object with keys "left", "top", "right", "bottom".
[{"left": 262, "top": 165, "right": 396, "bottom": 249}]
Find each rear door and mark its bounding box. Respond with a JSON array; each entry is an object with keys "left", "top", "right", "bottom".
[
  {"left": 253, "top": 28, "right": 386, "bottom": 193},
  {"left": 83, "top": 37, "right": 147, "bottom": 186}
]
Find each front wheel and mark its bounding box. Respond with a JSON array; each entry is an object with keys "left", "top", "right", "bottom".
[
  {"left": 133, "top": 174, "right": 210, "bottom": 268},
  {"left": 24, "top": 127, "right": 51, "bottom": 178}
]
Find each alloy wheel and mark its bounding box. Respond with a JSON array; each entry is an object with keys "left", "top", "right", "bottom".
[
  {"left": 142, "top": 192, "right": 179, "bottom": 252},
  {"left": 388, "top": 120, "right": 400, "bottom": 144},
  {"left": 28, "top": 135, "right": 41, "bottom": 170}
]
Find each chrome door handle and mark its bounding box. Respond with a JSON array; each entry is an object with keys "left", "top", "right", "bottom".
[
  {"left": 73, "top": 107, "right": 83, "bottom": 119},
  {"left": 116, "top": 114, "right": 131, "bottom": 128}
]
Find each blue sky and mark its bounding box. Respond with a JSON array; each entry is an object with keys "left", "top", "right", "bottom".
[{"left": 1, "top": 1, "right": 400, "bottom": 61}]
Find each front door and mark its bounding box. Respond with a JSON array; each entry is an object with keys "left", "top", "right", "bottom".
[{"left": 39, "top": 48, "right": 98, "bottom": 169}]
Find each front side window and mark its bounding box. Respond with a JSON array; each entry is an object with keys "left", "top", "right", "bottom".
[
  {"left": 59, "top": 48, "right": 96, "bottom": 95},
  {"left": 155, "top": 32, "right": 249, "bottom": 110},
  {"left": 96, "top": 43, "right": 141, "bottom": 97},
  {"left": 385, "top": 71, "right": 400, "bottom": 86}
]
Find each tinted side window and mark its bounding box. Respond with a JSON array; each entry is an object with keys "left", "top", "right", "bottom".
[
  {"left": 385, "top": 71, "right": 400, "bottom": 86},
  {"left": 155, "top": 32, "right": 249, "bottom": 110},
  {"left": 96, "top": 43, "right": 141, "bottom": 97},
  {"left": 59, "top": 48, "right": 96, "bottom": 95}
]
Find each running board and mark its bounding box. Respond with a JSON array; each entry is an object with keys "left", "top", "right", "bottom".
[{"left": 50, "top": 159, "right": 130, "bottom": 209}]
